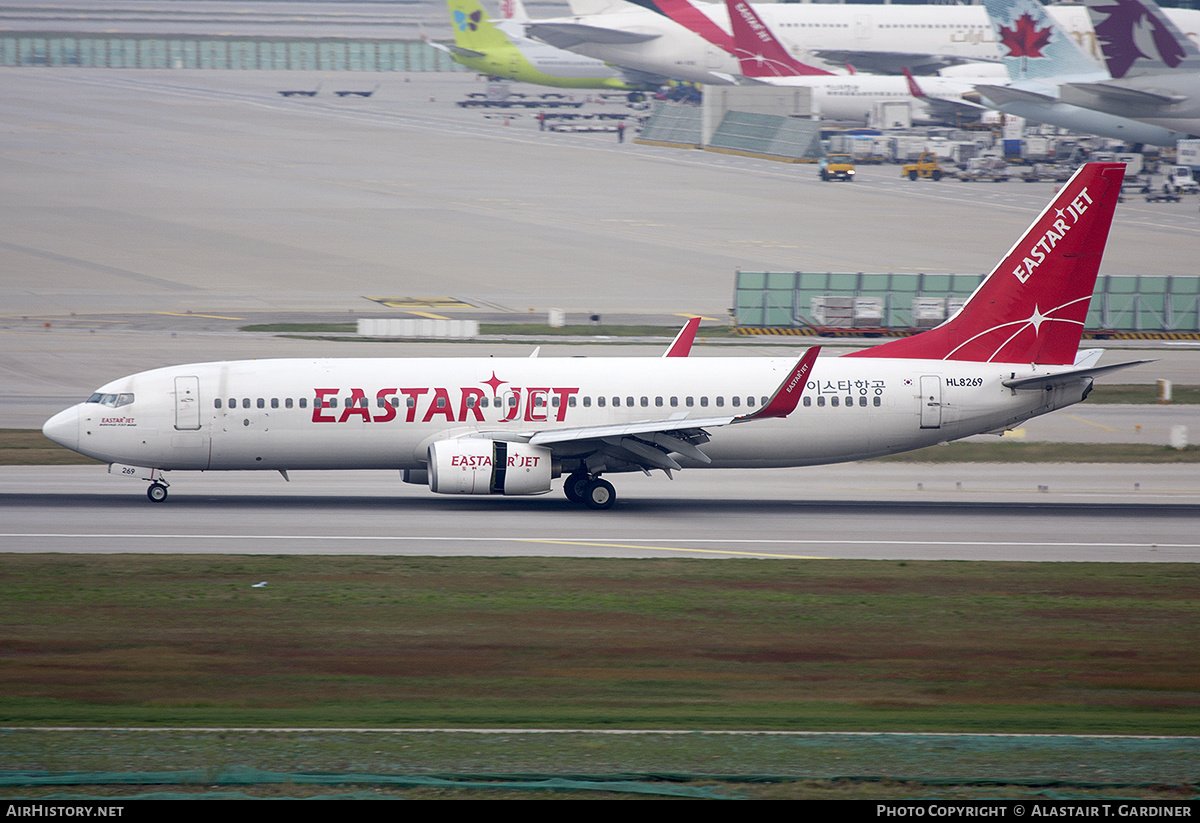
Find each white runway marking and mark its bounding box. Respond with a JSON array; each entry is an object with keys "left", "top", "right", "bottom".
[{"left": 3, "top": 532, "right": 1198, "bottom": 555}]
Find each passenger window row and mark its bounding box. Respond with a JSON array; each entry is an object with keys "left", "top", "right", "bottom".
[
  {"left": 211, "top": 395, "right": 776, "bottom": 411},
  {"left": 803, "top": 396, "right": 882, "bottom": 408}
]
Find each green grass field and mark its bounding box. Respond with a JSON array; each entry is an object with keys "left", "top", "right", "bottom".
[
  {"left": 3, "top": 556, "right": 1198, "bottom": 798},
  {"left": 2, "top": 556, "right": 1197, "bottom": 734}
]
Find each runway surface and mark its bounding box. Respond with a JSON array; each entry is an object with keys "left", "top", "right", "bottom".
[{"left": 4, "top": 464, "right": 1197, "bottom": 561}]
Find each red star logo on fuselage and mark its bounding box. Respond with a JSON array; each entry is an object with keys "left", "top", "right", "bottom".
[{"left": 482, "top": 372, "right": 507, "bottom": 394}]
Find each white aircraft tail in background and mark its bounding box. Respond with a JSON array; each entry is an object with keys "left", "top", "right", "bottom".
[{"left": 978, "top": 0, "right": 1194, "bottom": 143}]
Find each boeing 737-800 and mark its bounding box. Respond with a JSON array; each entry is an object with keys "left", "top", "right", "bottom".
[
  {"left": 43, "top": 164, "right": 1143, "bottom": 510},
  {"left": 709, "top": 0, "right": 990, "bottom": 127}
]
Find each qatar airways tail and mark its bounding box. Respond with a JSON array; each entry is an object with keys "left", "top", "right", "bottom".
[{"left": 43, "top": 164, "right": 1144, "bottom": 510}]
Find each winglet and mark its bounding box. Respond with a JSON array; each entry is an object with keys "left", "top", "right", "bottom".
[
  {"left": 902, "top": 67, "right": 925, "bottom": 98},
  {"left": 738, "top": 346, "right": 820, "bottom": 421},
  {"left": 663, "top": 316, "right": 702, "bottom": 358}
]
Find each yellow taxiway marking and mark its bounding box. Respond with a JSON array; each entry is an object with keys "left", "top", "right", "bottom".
[
  {"left": 406, "top": 310, "right": 451, "bottom": 320},
  {"left": 521, "top": 538, "right": 827, "bottom": 560},
  {"left": 673, "top": 313, "right": 722, "bottom": 322},
  {"left": 365, "top": 297, "right": 475, "bottom": 310},
  {"left": 1061, "top": 413, "right": 1119, "bottom": 432},
  {"left": 153, "top": 312, "right": 245, "bottom": 321}
]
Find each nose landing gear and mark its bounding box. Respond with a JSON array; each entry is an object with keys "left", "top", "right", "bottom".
[{"left": 147, "top": 481, "right": 169, "bottom": 503}]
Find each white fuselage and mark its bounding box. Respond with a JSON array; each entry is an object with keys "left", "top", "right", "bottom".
[
  {"left": 531, "top": 4, "right": 1200, "bottom": 86},
  {"left": 749, "top": 74, "right": 984, "bottom": 125},
  {"left": 45, "top": 355, "right": 1085, "bottom": 476}
]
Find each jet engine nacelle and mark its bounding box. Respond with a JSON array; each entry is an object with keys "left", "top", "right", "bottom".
[{"left": 427, "top": 439, "right": 556, "bottom": 495}]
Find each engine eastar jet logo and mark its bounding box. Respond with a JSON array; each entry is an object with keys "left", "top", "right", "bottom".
[
  {"left": 1012, "top": 187, "right": 1092, "bottom": 284},
  {"left": 450, "top": 453, "right": 544, "bottom": 468},
  {"left": 311, "top": 375, "right": 579, "bottom": 425}
]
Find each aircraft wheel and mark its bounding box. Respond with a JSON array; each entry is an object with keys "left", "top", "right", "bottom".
[
  {"left": 908, "top": 170, "right": 918, "bottom": 181},
  {"left": 582, "top": 478, "right": 616, "bottom": 510},
  {"left": 147, "top": 483, "right": 168, "bottom": 503},
  {"left": 564, "top": 473, "right": 589, "bottom": 503}
]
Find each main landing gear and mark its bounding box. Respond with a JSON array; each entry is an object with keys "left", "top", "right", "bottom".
[
  {"left": 563, "top": 472, "right": 616, "bottom": 510},
  {"left": 146, "top": 481, "right": 169, "bottom": 503}
]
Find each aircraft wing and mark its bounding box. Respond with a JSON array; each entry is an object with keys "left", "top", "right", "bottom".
[
  {"left": 1001, "top": 359, "right": 1153, "bottom": 391},
  {"left": 974, "top": 84, "right": 1058, "bottom": 106},
  {"left": 903, "top": 70, "right": 990, "bottom": 118},
  {"left": 525, "top": 22, "right": 661, "bottom": 50},
  {"left": 479, "top": 347, "right": 819, "bottom": 473},
  {"left": 1062, "top": 82, "right": 1188, "bottom": 106},
  {"left": 810, "top": 51, "right": 969, "bottom": 77}
]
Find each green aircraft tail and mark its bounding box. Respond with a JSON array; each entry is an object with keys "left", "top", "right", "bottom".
[{"left": 449, "top": 0, "right": 513, "bottom": 52}]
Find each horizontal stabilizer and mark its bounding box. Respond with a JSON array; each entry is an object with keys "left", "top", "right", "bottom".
[
  {"left": 442, "top": 44, "right": 487, "bottom": 58},
  {"left": 1001, "top": 359, "right": 1153, "bottom": 390}
]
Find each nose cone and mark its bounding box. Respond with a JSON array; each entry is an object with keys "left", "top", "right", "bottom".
[{"left": 43, "top": 406, "right": 80, "bottom": 452}]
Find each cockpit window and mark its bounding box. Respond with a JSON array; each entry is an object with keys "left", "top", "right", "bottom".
[{"left": 86, "top": 393, "right": 134, "bottom": 407}]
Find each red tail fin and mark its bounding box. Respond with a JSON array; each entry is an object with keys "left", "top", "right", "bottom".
[
  {"left": 848, "top": 162, "right": 1125, "bottom": 365},
  {"left": 724, "top": 0, "right": 833, "bottom": 77},
  {"left": 628, "top": 0, "right": 736, "bottom": 52},
  {"left": 901, "top": 67, "right": 925, "bottom": 98}
]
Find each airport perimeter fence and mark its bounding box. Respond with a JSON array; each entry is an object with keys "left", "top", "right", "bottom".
[
  {"left": 734, "top": 271, "right": 1200, "bottom": 336},
  {"left": 0, "top": 35, "right": 465, "bottom": 72}
]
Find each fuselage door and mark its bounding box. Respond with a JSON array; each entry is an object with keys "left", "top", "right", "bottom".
[
  {"left": 174, "top": 376, "right": 201, "bottom": 431},
  {"left": 919, "top": 375, "right": 942, "bottom": 429},
  {"left": 855, "top": 14, "right": 872, "bottom": 40}
]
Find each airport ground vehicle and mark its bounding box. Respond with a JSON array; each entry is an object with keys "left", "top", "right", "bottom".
[
  {"left": 42, "top": 165, "right": 1141, "bottom": 510},
  {"left": 902, "top": 152, "right": 945, "bottom": 181},
  {"left": 1169, "top": 166, "right": 1199, "bottom": 194},
  {"left": 819, "top": 154, "right": 856, "bottom": 181}
]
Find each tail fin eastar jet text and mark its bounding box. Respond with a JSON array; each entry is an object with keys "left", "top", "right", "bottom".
[{"left": 43, "top": 164, "right": 1145, "bottom": 510}]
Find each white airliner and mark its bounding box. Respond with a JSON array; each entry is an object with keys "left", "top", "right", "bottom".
[
  {"left": 43, "top": 164, "right": 1143, "bottom": 510},
  {"left": 524, "top": 0, "right": 1200, "bottom": 85},
  {"left": 714, "top": 0, "right": 991, "bottom": 127}
]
